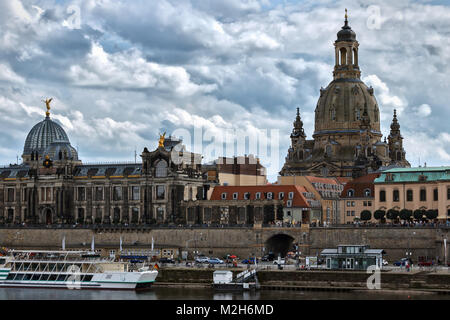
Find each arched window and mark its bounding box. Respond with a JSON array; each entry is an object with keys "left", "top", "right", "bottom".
[
  {"left": 353, "top": 48, "right": 358, "bottom": 65},
  {"left": 326, "top": 145, "right": 332, "bottom": 157},
  {"left": 396, "top": 151, "right": 402, "bottom": 161},
  {"left": 364, "top": 189, "right": 371, "bottom": 197},
  {"left": 355, "top": 108, "right": 361, "bottom": 120},
  {"left": 330, "top": 107, "right": 336, "bottom": 120},
  {"left": 339, "top": 47, "right": 347, "bottom": 65},
  {"left": 347, "top": 189, "right": 355, "bottom": 197},
  {"left": 155, "top": 159, "right": 168, "bottom": 178}
]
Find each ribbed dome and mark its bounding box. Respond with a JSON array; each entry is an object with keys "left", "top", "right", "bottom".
[
  {"left": 314, "top": 79, "right": 380, "bottom": 134},
  {"left": 44, "top": 140, "right": 78, "bottom": 161},
  {"left": 337, "top": 23, "right": 356, "bottom": 42},
  {"left": 23, "top": 116, "right": 70, "bottom": 157}
]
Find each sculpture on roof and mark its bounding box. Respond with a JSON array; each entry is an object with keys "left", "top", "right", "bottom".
[
  {"left": 158, "top": 132, "right": 166, "bottom": 148},
  {"left": 43, "top": 98, "right": 53, "bottom": 117}
]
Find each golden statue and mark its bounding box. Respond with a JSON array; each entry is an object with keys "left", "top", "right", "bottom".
[
  {"left": 43, "top": 98, "right": 53, "bottom": 117},
  {"left": 158, "top": 132, "right": 166, "bottom": 148}
]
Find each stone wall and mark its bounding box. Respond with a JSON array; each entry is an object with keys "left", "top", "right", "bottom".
[{"left": 0, "top": 226, "right": 448, "bottom": 262}]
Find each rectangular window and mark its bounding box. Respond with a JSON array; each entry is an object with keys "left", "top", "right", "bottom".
[
  {"left": 420, "top": 189, "right": 426, "bottom": 201},
  {"left": 380, "top": 190, "right": 386, "bottom": 202},
  {"left": 368, "top": 201, "right": 372, "bottom": 206},
  {"left": 7, "top": 188, "right": 15, "bottom": 202},
  {"left": 363, "top": 201, "right": 367, "bottom": 207},
  {"left": 131, "top": 186, "right": 140, "bottom": 201},
  {"left": 393, "top": 190, "right": 399, "bottom": 202},
  {"left": 279, "top": 192, "right": 284, "bottom": 200},
  {"left": 77, "top": 187, "right": 86, "bottom": 201},
  {"left": 347, "top": 211, "right": 350, "bottom": 216},
  {"left": 46, "top": 187, "right": 52, "bottom": 201},
  {"left": 255, "top": 192, "right": 261, "bottom": 200},
  {"left": 351, "top": 211, "right": 355, "bottom": 216},
  {"left": 233, "top": 192, "right": 238, "bottom": 200},
  {"left": 288, "top": 192, "right": 294, "bottom": 199},
  {"left": 447, "top": 187, "right": 450, "bottom": 200},
  {"left": 156, "top": 185, "right": 165, "bottom": 200},
  {"left": 95, "top": 187, "right": 104, "bottom": 201},
  {"left": 433, "top": 188, "right": 438, "bottom": 201},
  {"left": 351, "top": 201, "right": 355, "bottom": 207},
  {"left": 347, "top": 201, "right": 351, "bottom": 207},
  {"left": 406, "top": 190, "right": 413, "bottom": 202},
  {"left": 112, "top": 186, "right": 122, "bottom": 201}
]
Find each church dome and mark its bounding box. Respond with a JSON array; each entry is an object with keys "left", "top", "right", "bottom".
[
  {"left": 23, "top": 115, "right": 71, "bottom": 157},
  {"left": 314, "top": 80, "right": 380, "bottom": 134}
]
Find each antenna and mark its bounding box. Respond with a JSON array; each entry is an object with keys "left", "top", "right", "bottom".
[{"left": 134, "top": 147, "right": 137, "bottom": 164}]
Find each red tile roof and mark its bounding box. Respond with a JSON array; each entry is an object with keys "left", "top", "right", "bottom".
[
  {"left": 340, "top": 173, "right": 380, "bottom": 199},
  {"left": 305, "top": 176, "right": 340, "bottom": 185},
  {"left": 210, "top": 185, "right": 311, "bottom": 208}
]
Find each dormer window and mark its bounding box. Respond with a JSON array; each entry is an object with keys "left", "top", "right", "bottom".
[
  {"left": 221, "top": 192, "right": 227, "bottom": 200},
  {"left": 255, "top": 192, "right": 261, "bottom": 200},
  {"left": 267, "top": 192, "right": 273, "bottom": 200},
  {"left": 347, "top": 189, "right": 354, "bottom": 197},
  {"left": 364, "top": 189, "right": 371, "bottom": 197},
  {"left": 233, "top": 192, "right": 238, "bottom": 200},
  {"left": 244, "top": 192, "right": 250, "bottom": 200},
  {"left": 279, "top": 192, "right": 284, "bottom": 200},
  {"left": 288, "top": 192, "right": 294, "bottom": 199}
]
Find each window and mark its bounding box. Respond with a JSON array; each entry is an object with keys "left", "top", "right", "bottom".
[
  {"left": 233, "top": 192, "right": 238, "bottom": 200},
  {"left": 347, "top": 211, "right": 351, "bottom": 216},
  {"left": 286, "top": 200, "right": 292, "bottom": 207},
  {"left": 131, "top": 207, "right": 139, "bottom": 223},
  {"left": 112, "top": 186, "right": 122, "bottom": 201},
  {"left": 406, "top": 189, "right": 413, "bottom": 202},
  {"left": 347, "top": 201, "right": 351, "bottom": 207},
  {"left": 393, "top": 190, "right": 399, "bottom": 202},
  {"left": 433, "top": 188, "right": 438, "bottom": 201},
  {"left": 448, "top": 187, "right": 450, "bottom": 200},
  {"left": 244, "top": 192, "right": 250, "bottom": 200},
  {"left": 363, "top": 201, "right": 367, "bottom": 207},
  {"left": 256, "top": 192, "right": 261, "bottom": 200},
  {"left": 380, "top": 190, "right": 386, "bottom": 202},
  {"left": 221, "top": 193, "right": 227, "bottom": 200},
  {"left": 420, "top": 189, "right": 427, "bottom": 201},
  {"left": 6, "top": 188, "right": 15, "bottom": 202},
  {"left": 347, "top": 189, "right": 354, "bottom": 197},
  {"left": 368, "top": 201, "right": 372, "bottom": 206},
  {"left": 131, "top": 186, "right": 140, "bottom": 201},
  {"left": 351, "top": 201, "right": 355, "bottom": 207},
  {"left": 364, "top": 189, "right": 371, "bottom": 197},
  {"left": 288, "top": 192, "right": 294, "bottom": 199},
  {"left": 95, "top": 187, "right": 104, "bottom": 201},
  {"left": 77, "top": 187, "right": 86, "bottom": 201},
  {"left": 279, "top": 192, "right": 284, "bottom": 200},
  {"left": 351, "top": 211, "right": 355, "bottom": 216},
  {"left": 156, "top": 185, "right": 165, "bottom": 200},
  {"left": 155, "top": 160, "right": 168, "bottom": 178},
  {"left": 267, "top": 192, "right": 273, "bottom": 200}
]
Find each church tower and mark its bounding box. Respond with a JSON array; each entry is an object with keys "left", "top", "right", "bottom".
[{"left": 388, "top": 109, "right": 410, "bottom": 167}]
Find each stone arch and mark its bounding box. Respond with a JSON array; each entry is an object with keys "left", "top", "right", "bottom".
[
  {"left": 265, "top": 233, "right": 295, "bottom": 258},
  {"left": 41, "top": 206, "right": 55, "bottom": 225},
  {"left": 339, "top": 47, "right": 347, "bottom": 65}
]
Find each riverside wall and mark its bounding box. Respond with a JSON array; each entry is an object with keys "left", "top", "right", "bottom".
[{"left": 0, "top": 226, "right": 448, "bottom": 262}]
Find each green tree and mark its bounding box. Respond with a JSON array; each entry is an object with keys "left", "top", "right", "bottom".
[
  {"left": 399, "top": 209, "right": 412, "bottom": 221},
  {"left": 360, "top": 210, "right": 372, "bottom": 221},
  {"left": 374, "top": 210, "right": 385, "bottom": 221},
  {"left": 425, "top": 209, "right": 438, "bottom": 220},
  {"left": 413, "top": 209, "right": 424, "bottom": 220},
  {"left": 386, "top": 209, "right": 399, "bottom": 221}
]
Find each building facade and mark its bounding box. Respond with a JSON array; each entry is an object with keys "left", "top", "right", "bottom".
[
  {"left": 0, "top": 109, "right": 209, "bottom": 225},
  {"left": 280, "top": 14, "right": 410, "bottom": 178},
  {"left": 374, "top": 167, "right": 450, "bottom": 222}
]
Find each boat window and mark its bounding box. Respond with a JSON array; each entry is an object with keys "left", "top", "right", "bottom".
[{"left": 0, "top": 258, "right": 5, "bottom": 264}]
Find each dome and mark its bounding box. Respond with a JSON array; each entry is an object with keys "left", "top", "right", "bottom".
[
  {"left": 23, "top": 116, "right": 71, "bottom": 157},
  {"left": 43, "top": 140, "right": 78, "bottom": 161},
  {"left": 337, "top": 23, "right": 356, "bottom": 42},
  {"left": 314, "top": 79, "right": 381, "bottom": 134}
]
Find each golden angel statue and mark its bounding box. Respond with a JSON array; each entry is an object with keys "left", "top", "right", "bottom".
[
  {"left": 43, "top": 98, "right": 53, "bottom": 116},
  {"left": 158, "top": 132, "right": 166, "bottom": 148}
]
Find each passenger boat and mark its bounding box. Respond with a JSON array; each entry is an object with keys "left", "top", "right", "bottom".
[{"left": 0, "top": 249, "right": 158, "bottom": 290}]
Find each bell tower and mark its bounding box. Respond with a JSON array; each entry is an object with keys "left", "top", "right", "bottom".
[
  {"left": 388, "top": 109, "right": 410, "bottom": 167},
  {"left": 333, "top": 9, "right": 361, "bottom": 80}
]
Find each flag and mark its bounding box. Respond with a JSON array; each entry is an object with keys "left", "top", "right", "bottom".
[{"left": 153, "top": 263, "right": 159, "bottom": 271}]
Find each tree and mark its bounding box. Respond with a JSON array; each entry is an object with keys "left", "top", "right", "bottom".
[
  {"left": 399, "top": 209, "right": 412, "bottom": 221},
  {"left": 374, "top": 210, "right": 385, "bottom": 221},
  {"left": 425, "top": 209, "right": 438, "bottom": 220},
  {"left": 413, "top": 209, "right": 424, "bottom": 220},
  {"left": 386, "top": 209, "right": 399, "bottom": 221},
  {"left": 360, "top": 210, "right": 372, "bottom": 221}
]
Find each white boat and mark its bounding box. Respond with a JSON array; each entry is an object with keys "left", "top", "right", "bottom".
[{"left": 0, "top": 249, "right": 158, "bottom": 290}]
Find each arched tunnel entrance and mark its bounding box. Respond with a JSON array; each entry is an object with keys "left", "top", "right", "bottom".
[{"left": 265, "top": 234, "right": 295, "bottom": 258}]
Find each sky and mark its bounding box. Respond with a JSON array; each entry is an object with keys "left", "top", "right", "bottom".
[{"left": 0, "top": 0, "right": 449, "bottom": 182}]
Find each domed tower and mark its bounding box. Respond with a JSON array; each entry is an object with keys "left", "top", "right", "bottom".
[
  {"left": 281, "top": 10, "right": 395, "bottom": 178},
  {"left": 22, "top": 99, "right": 80, "bottom": 166}
]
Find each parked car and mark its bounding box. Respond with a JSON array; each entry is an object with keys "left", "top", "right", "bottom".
[
  {"left": 418, "top": 260, "right": 433, "bottom": 267},
  {"left": 241, "top": 257, "right": 258, "bottom": 264},
  {"left": 195, "top": 256, "right": 210, "bottom": 263},
  {"left": 159, "top": 257, "right": 175, "bottom": 264},
  {"left": 273, "top": 258, "right": 286, "bottom": 265},
  {"left": 261, "top": 253, "right": 275, "bottom": 262},
  {"left": 207, "top": 258, "right": 224, "bottom": 264}
]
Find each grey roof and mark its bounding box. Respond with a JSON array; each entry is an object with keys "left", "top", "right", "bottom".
[
  {"left": 365, "top": 249, "right": 386, "bottom": 254},
  {"left": 0, "top": 165, "right": 30, "bottom": 179},
  {"left": 23, "top": 116, "right": 70, "bottom": 156},
  {"left": 321, "top": 249, "right": 338, "bottom": 255},
  {"left": 73, "top": 163, "right": 142, "bottom": 177},
  {"left": 44, "top": 140, "right": 78, "bottom": 161}
]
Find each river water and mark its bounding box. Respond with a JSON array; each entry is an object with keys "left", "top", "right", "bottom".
[{"left": 0, "top": 287, "right": 448, "bottom": 300}]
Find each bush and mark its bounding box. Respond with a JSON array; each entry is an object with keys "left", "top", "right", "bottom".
[
  {"left": 374, "top": 210, "right": 385, "bottom": 220},
  {"left": 360, "top": 210, "right": 372, "bottom": 221},
  {"left": 399, "top": 209, "right": 412, "bottom": 220}
]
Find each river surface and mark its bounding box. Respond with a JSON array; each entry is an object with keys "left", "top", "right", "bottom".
[{"left": 0, "top": 287, "right": 448, "bottom": 300}]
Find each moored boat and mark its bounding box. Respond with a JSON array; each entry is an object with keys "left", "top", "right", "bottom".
[{"left": 0, "top": 249, "right": 158, "bottom": 290}]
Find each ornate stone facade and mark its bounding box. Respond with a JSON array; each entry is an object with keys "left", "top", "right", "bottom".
[{"left": 280, "top": 15, "right": 410, "bottom": 178}]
